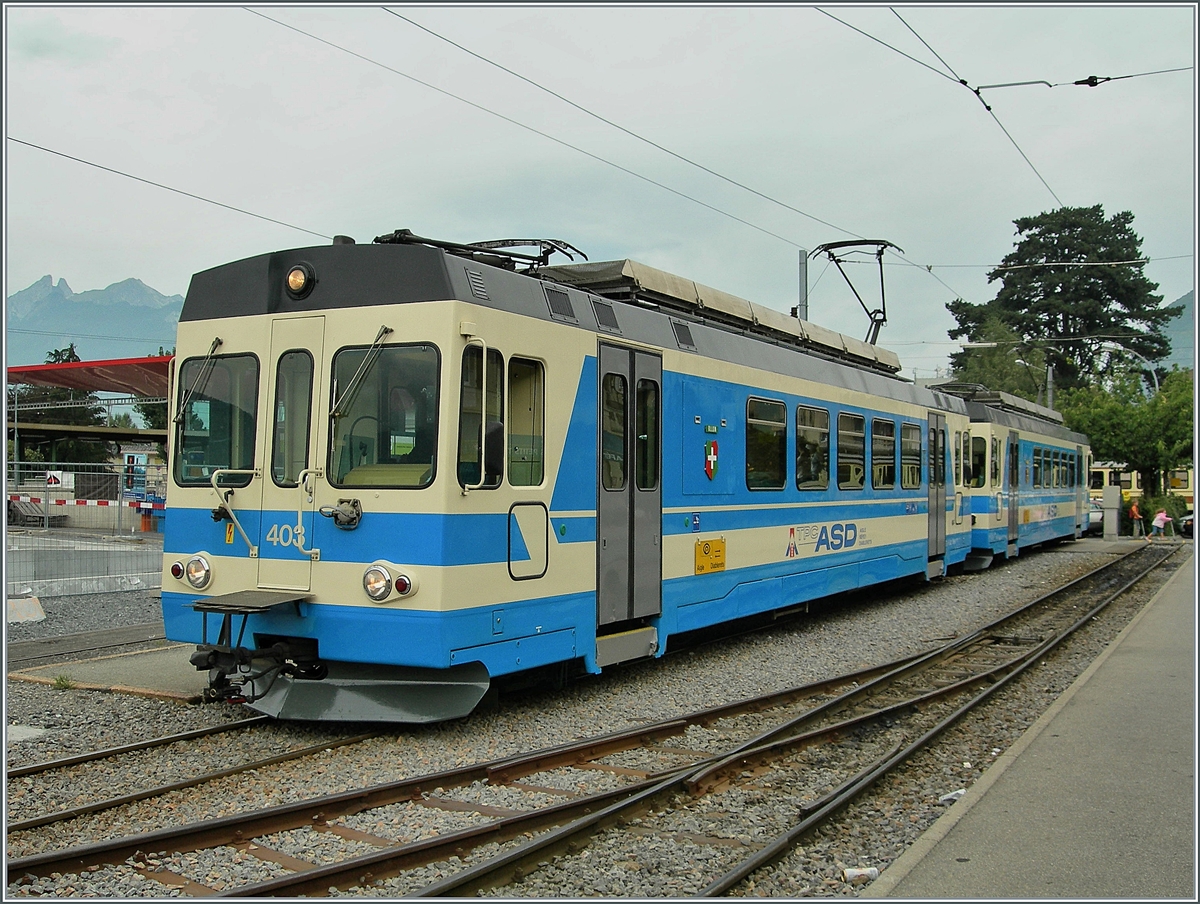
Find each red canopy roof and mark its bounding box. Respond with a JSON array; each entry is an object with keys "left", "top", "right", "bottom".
[{"left": 7, "top": 355, "right": 172, "bottom": 398}]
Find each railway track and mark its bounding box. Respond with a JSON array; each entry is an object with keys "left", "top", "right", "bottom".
[
  {"left": 6, "top": 623, "right": 167, "bottom": 668},
  {"left": 6, "top": 543, "right": 1180, "bottom": 897}
]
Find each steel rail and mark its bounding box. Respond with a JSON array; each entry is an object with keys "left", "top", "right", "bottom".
[
  {"left": 405, "top": 545, "right": 1179, "bottom": 897},
  {"left": 697, "top": 544, "right": 1185, "bottom": 895},
  {"left": 5, "top": 657, "right": 919, "bottom": 882},
  {"left": 7, "top": 732, "right": 380, "bottom": 834},
  {"left": 6, "top": 717, "right": 270, "bottom": 779}
]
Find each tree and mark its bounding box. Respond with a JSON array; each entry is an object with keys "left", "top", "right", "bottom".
[
  {"left": 947, "top": 318, "right": 1048, "bottom": 403},
  {"left": 1060, "top": 368, "right": 1194, "bottom": 496},
  {"left": 948, "top": 205, "right": 1181, "bottom": 391}
]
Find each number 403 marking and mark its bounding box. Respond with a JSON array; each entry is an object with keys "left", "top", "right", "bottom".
[{"left": 265, "top": 522, "right": 306, "bottom": 549}]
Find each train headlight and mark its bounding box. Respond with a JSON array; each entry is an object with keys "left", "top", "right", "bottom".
[
  {"left": 285, "top": 263, "right": 315, "bottom": 299},
  {"left": 363, "top": 565, "right": 393, "bottom": 602},
  {"left": 184, "top": 555, "right": 211, "bottom": 589}
]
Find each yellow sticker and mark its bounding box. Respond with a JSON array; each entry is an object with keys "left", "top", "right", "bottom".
[
  {"left": 695, "top": 537, "right": 726, "bottom": 574},
  {"left": 225, "top": 522, "right": 235, "bottom": 544}
]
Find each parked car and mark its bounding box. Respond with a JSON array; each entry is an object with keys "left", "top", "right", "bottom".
[
  {"left": 1179, "top": 512, "right": 1193, "bottom": 539},
  {"left": 1086, "top": 501, "right": 1104, "bottom": 536}
]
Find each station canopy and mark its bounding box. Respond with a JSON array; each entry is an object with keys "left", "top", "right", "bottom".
[{"left": 6, "top": 354, "right": 172, "bottom": 398}]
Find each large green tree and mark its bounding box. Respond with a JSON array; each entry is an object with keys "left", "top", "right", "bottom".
[
  {"left": 1060, "top": 368, "right": 1194, "bottom": 496},
  {"left": 948, "top": 205, "right": 1181, "bottom": 391}
]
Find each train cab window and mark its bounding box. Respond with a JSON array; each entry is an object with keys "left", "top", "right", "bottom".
[
  {"left": 990, "top": 437, "right": 1002, "bottom": 488},
  {"left": 458, "top": 346, "right": 504, "bottom": 488},
  {"left": 969, "top": 435, "right": 987, "bottom": 488},
  {"left": 271, "top": 350, "right": 314, "bottom": 487},
  {"left": 901, "top": 423, "right": 921, "bottom": 489},
  {"left": 329, "top": 343, "right": 440, "bottom": 489},
  {"left": 837, "top": 413, "right": 866, "bottom": 491},
  {"left": 601, "top": 373, "right": 627, "bottom": 490},
  {"left": 635, "top": 379, "right": 660, "bottom": 491},
  {"left": 174, "top": 354, "right": 259, "bottom": 488},
  {"left": 746, "top": 398, "right": 786, "bottom": 490},
  {"left": 508, "top": 358, "right": 544, "bottom": 486},
  {"left": 796, "top": 405, "right": 830, "bottom": 490},
  {"left": 1090, "top": 469, "right": 1104, "bottom": 490},
  {"left": 871, "top": 419, "right": 896, "bottom": 489}
]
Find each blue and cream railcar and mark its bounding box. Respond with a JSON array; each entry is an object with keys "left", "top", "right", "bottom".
[
  {"left": 161, "top": 233, "right": 973, "bottom": 722},
  {"left": 936, "top": 387, "right": 1089, "bottom": 565}
]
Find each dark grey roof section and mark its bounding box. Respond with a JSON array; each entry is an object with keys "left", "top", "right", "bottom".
[
  {"left": 181, "top": 244, "right": 455, "bottom": 322},
  {"left": 180, "top": 239, "right": 977, "bottom": 417},
  {"left": 964, "top": 400, "right": 1088, "bottom": 445}
]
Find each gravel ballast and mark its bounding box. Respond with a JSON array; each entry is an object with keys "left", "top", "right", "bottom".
[{"left": 4, "top": 539, "right": 1182, "bottom": 896}]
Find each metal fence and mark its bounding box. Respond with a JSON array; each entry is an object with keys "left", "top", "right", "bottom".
[{"left": 5, "top": 461, "right": 167, "bottom": 597}]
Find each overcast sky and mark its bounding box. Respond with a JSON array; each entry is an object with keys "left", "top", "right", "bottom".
[{"left": 5, "top": 4, "right": 1196, "bottom": 378}]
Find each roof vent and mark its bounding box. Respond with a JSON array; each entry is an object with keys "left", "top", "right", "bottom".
[
  {"left": 592, "top": 300, "right": 621, "bottom": 333},
  {"left": 544, "top": 286, "right": 576, "bottom": 321},
  {"left": 672, "top": 320, "right": 696, "bottom": 350},
  {"left": 465, "top": 269, "right": 489, "bottom": 300}
]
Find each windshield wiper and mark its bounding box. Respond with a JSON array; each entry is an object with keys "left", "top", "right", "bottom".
[{"left": 173, "top": 337, "right": 223, "bottom": 425}]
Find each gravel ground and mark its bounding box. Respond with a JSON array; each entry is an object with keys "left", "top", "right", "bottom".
[
  {"left": 5, "top": 589, "right": 163, "bottom": 642},
  {"left": 4, "top": 539, "right": 1185, "bottom": 896}
]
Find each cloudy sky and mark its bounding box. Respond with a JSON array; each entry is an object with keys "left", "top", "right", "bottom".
[{"left": 5, "top": 4, "right": 1196, "bottom": 378}]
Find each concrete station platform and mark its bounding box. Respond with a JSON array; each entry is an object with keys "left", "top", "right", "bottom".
[
  {"left": 867, "top": 546, "right": 1195, "bottom": 899},
  {"left": 9, "top": 643, "right": 206, "bottom": 702}
]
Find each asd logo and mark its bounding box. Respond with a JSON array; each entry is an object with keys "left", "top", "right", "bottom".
[{"left": 814, "top": 522, "right": 858, "bottom": 552}]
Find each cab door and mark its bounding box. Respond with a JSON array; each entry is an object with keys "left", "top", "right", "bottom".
[
  {"left": 257, "top": 316, "right": 325, "bottom": 590},
  {"left": 926, "top": 412, "right": 947, "bottom": 573},
  {"left": 1007, "top": 432, "right": 1020, "bottom": 554},
  {"left": 597, "top": 343, "right": 662, "bottom": 626}
]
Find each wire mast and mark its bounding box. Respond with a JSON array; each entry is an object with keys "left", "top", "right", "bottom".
[{"left": 810, "top": 240, "right": 902, "bottom": 345}]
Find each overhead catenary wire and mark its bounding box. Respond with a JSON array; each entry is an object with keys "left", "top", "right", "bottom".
[
  {"left": 384, "top": 7, "right": 856, "bottom": 239},
  {"left": 243, "top": 8, "right": 803, "bottom": 251},
  {"left": 880, "top": 8, "right": 1063, "bottom": 207},
  {"left": 6, "top": 137, "right": 331, "bottom": 241},
  {"left": 378, "top": 8, "right": 969, "bottom": 303}
]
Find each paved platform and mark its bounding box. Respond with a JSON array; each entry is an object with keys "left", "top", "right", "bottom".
[
  {"left": 8, "top": 643, "right": 206, "bottom": 702},
  {"left": 867, "top": 549, "right": 1196, "bottom": 899}
]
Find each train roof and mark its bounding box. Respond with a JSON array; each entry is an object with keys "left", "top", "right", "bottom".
[
  {"left": 541, "top": 259, "right": 903, "bottom": 375},
  {"left": 930, "top": 382, "right": 1089, "bottom": 445}
]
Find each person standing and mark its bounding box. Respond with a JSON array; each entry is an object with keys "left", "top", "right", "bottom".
[{"left": 1130, "top": 499, "right": 1146, "bottom": 539}]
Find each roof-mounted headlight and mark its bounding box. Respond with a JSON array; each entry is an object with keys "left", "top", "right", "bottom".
[{"left": 285, "top": 263, "right": 315, "bottom": 299}]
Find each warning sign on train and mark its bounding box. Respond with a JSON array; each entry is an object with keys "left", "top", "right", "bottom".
[{"left": 695, "top": 537, "right": 726, "bottom": 574}]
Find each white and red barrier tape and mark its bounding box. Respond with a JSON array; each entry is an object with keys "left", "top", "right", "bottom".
[{"left": 8, "top": 495, "right": 166, "bottom": 510}]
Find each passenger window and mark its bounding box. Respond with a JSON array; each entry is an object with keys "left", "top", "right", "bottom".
[
  {"left": 508, "top": 358, "right": 544, "bottom": 486},
  {"left": 1032, "top": 447, "right": 1042, "bottom": 488},
  {"left": 601, "top": 373, "right": 627, "bottom": 490},
  {"left": 837, "top": 413, "right": 866, "bottom": 491},
  {"left": 635, "top": 379, "right": 659, "bottom": 491},
  {"left": 174, "top": 354, "right": 259, "bottom": 488},
  {"left": 970, "top": 435, "right": 987, "bottom": 489},
  {"left": 458, "top": 346, "right": 504, "bottom": 488},
  {"left": 1170, "top": 470, "right": 1190, "bottom": 490},
  {"left": 901, "top": 423, "right": 921, "bottom": 489},
  {"left": 271, "top": 350, "right": 314, "bottom": 487},
  {"left": 746, "top": 398, "right": 786, "bottom": 490},
  {"left": 796, "top": 405, "right": 829, "bottom": 490},
  {"left": 329, "top": 343, "right": 440, "bottom": 488},
  {"left": 871, "top": 419, "right": 896, "bottom": 489}
]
